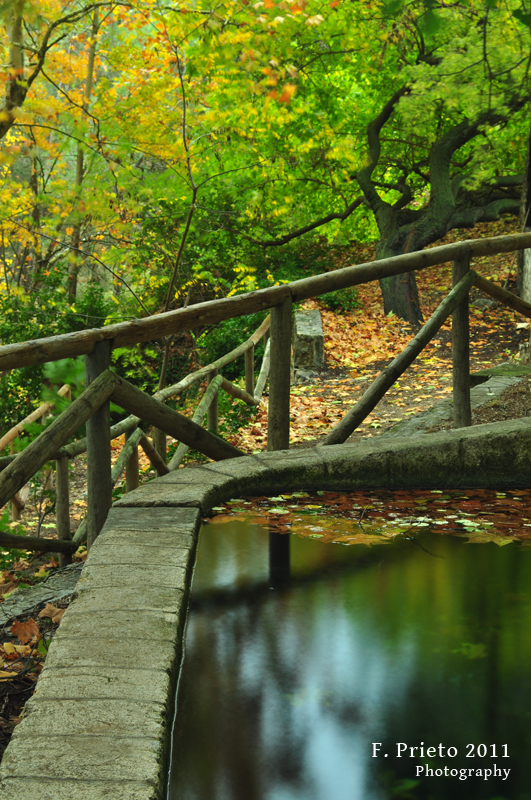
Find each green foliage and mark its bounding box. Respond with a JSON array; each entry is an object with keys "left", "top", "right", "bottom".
[
  {"left": 0, "top": 510, "right": 29, "bottom": 571},
  {"left": 218, "top": 388, "right": 255, "bottom": 437},
  {"left": 319, "top": 287, "right": 360, "bottom": 314},
  {"left": 196, "top": 311, "right": 268, "bottom": 381},
  {"left": 111, "top": 345, "right": 159, "bottom": 394},
  {"left": 66, "top": 283, "right": 115, "bottom": 331}
]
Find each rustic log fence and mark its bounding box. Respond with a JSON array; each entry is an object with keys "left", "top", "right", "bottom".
[{"left": 2, "top": 231, "right": 531, "bottom": 557}]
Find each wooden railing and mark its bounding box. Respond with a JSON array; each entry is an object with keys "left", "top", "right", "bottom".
[{"left": 2, "top": 231, "right": 531, "bottom": 559}]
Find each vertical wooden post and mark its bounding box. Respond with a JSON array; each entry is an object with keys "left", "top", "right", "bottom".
[
  {"left": 267, "top": 295, "right": 292, "bottom": 451},
  {"left": 85, "top": 340, "right": 112, "bottom": 550},
  {"left": 55, "top": 455, "right": 72, "bottom": 567},
  {"left": 9, "top": 442, "right": 20, "bottom": 522},
  {"left": 245, "top": 345, "right": 254, "bottom": 397},
  {"left": 452, "top": 254, "right": 472, "bottom": 428},
  {"left": 125, "top": 429, "right": 140, "bottom": 492},
  {"left": 152, "top": 428, "right": 167, "bottom": 465},
  {"left": 207, "top": 369, "right": 219, "bottom": 435}
]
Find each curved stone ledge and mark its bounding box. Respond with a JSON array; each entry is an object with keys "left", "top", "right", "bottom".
[{"left": 1, "top": 418, "right": 530, "bottom": 799}]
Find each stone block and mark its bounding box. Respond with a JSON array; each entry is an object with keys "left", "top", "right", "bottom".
[
  {"left": 0, "top": 778, "right": 159, "bottom": 800},
  {"left": 45, "top": 634, "right": 180, "bottom": 673},
  {"left": 0, "top": 735, "right": 163, "bottom": 784},
  {"left": 33, "top": 666, "right": 171, "bottom": 703},
  {"left": 86, "top": 543, "right": 192, "bottom": 570},
  {"left": 76, "top": 563, "right": 189, "bottom": 591},
  {"left": 105, "top": 505, "right": 200, "bottom": 529},
  {"left": 56, "top": 607, "right": 180, "bottom": 643},
  {"left": 67, "top": 584, "right": 186, "bottom": 616},
  {"left": 19, "top": 697, "right": 166, "bottom": 738},
  {"left": 292, "top": 309, "right": 325, "bottom": 370}
]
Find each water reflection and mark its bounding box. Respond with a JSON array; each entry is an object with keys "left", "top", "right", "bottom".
[
  {"left": 168, "top": 522, "right": 531, "bottom": 800},
  {"left": 269, "top": 530, "right": 291, "bottom": 585}
]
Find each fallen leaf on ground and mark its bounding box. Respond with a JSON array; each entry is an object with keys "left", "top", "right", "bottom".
[
  {"left": 38, "top": 604, "right": 65, "bottom": 623},
  {"left": 10, "top": 618, "right": 39, "bottom": 644}
]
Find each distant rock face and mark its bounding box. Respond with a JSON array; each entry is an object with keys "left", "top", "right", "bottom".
[{"left": 292, "top": 310, "right": 325, "bottom": 371}]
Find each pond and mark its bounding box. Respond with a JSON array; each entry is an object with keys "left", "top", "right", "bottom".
[{"left": 167, "top": 510, "right": 531, "bottom": 800}]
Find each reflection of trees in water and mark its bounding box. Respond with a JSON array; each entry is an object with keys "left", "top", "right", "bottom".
[{"left": 170, "top": 528, "right": 531, "bottom": 800}]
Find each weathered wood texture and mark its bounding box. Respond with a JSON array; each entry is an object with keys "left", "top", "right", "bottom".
[
  {"left": 268, "top": 296, "right": 292, "bottom": 451},
  {"left": 169, "top": 374, "right": 224, "bottom": 470},
  {"left": 254, "top": 338, "right": 271, "bottom": 402},
  {"left": 452, "top": 255, "right": 472, "bottom": 427},
  {"left": 111, "top": 375, "right": 245, "bottom": 461},
  {"left": 85, "top": 341, "right": 113, "bottom": 550},
  {"left": 207, "top": 370, "right": 219, "bottom": 435},
  {"left": 125, "top": 429, "right": 140, "bottom": 492},
  {"left": 2, "top": 234, "right": 531, "bottom": 372},
  {"left": 0, "top": 528, "right": 76, "bottom": 554},
  {"left": 152, "top": 428, "right": 167, "bottom": 465},
  {"left": 220, "top": 377, "right": 257, "bottom": 406},
  {"left": 0, "top": 370, "right": 116, "bottom": 512},
  {"left": 322, "top": 271, "right": 477, "bottom": 445},
  {"left": 55, "top": 455, "right": 72, "bottom": 567},
  {"left": 112, "top": 426, "right": 144, "bottom": 489},
  {"left": 139, "top": 434, "right": 170, "bottom": 476},
  {"left": 245, "top": 345, "right": 254, "bottom": 397},
  {"left": 475, "top": 273, "right": 531, "bottom": 318},
  {"left": 0, "top": 384, "right": 70, "bottom": 453}
]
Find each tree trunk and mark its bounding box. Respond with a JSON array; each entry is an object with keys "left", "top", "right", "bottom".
[
  {"left": 517, "top": 123, "right": 531, "bottom": 301},
  {"left": 379, "top": 272, "right": 423, "bottom": 324},
  {"left": 376, "top": 239, "right": 424, "bottom": 325}
]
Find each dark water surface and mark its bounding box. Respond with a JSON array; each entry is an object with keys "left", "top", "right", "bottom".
[{"left": 167, "top": 522, "right": 531, "bottom": 800}]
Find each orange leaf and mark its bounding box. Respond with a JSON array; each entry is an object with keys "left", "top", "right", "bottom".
[
  {"left": 10, "top": 618, "right": 39, "bottom": 644},
  {"left": 278, "top": 84, "right": 296, "bottom": 103}
]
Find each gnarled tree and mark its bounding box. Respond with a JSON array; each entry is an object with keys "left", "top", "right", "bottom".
[{"left": 231, "top": 0, "right": 531, "bottom": 323}]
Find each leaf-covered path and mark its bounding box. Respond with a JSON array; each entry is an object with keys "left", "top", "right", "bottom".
[{"left": 234, "top": 219, "right": 531, "bottom": 451}]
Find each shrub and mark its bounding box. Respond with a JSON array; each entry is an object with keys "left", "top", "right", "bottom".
[{"left": 319, "top": 287, "right": 360, "bottom": 313}]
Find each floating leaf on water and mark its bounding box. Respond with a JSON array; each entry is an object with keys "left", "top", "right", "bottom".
[
  {"left": 208, "top": 514, "right": 248, "bottom": 525},
  {"left": 463, "top": 530, "right": 515, "bottom": 546},
  {"left": 268, "top": 508, "right": 290, "bottom": 515}
]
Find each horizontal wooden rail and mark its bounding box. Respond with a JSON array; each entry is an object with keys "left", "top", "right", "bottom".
[
  {"left": 321, "top": 270, "right": 477, "bottom": 445},
  {"left": 0, "top": 528, "right": 76, "bottom": 554},
  {"left": 0, "top": 371, "right": 116, "bottom": 512},
  {"left": 2, "top": 233, "right": 531, "bottom": 372}
]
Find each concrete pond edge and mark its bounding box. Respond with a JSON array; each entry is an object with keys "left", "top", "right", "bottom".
[{"left": 1, "top": 417, "right": 531, "bottom": 799}]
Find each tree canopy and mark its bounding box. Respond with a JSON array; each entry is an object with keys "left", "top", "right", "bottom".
[{"left": 0, "top": 0, "right": 529, "bottom": 333}]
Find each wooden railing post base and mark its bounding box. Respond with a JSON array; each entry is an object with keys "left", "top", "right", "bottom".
[
  {"left": 452, "top": 254, "right": 472, "bottom": 428},
  {"left": 85, "top": 341, "right": 113, "bottom": 550},
  {"left": 268, "top": 296, "right": 292, "bottom": 452}
]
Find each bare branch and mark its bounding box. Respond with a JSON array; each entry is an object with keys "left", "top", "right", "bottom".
[{"left": 240, "top": 196, "right": 366, "bottom": 248}]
